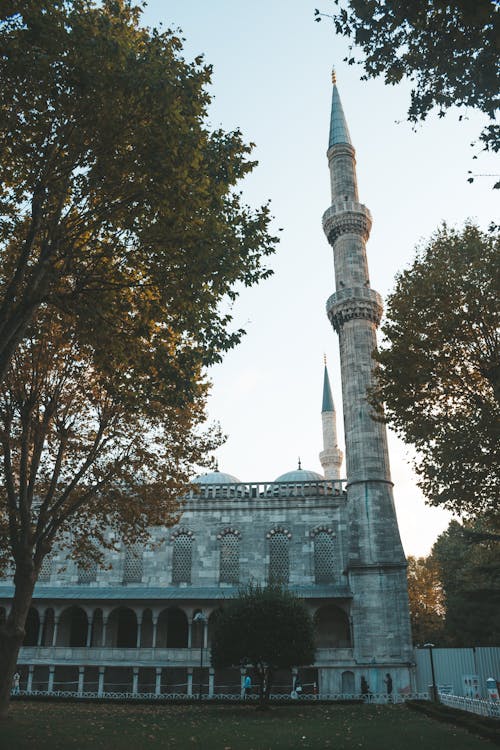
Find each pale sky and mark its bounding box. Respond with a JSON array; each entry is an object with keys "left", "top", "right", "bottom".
[{"left": 142, "top": 1, "right": 499, "bottom": 558}]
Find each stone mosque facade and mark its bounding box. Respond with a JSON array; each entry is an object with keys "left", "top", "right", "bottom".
[{"left": 0, "top": 76, "right": 414, "bottom": 698}]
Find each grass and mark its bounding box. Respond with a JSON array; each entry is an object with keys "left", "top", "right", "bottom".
[{"left": 2, "top": 700, "right": 499, "bottom": 749}]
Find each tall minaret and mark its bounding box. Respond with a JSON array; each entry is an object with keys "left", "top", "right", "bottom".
[
  {"left": 319, "top": 361, "right": 343, "bottom": 480},
  {"left": 323, "top": 70, "right": 412, "bottom": 665}
]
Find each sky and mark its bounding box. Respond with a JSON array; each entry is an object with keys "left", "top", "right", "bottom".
[{"left": 142, "top": 1, "right": 499, "bottom": 557}]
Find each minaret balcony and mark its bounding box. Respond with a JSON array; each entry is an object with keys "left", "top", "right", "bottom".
[
  {"left": 322, "top": 202, "right": 372, "bottom": 245},
  {"left": 326, "top": 287, "right": 383, "bottom": 332}
]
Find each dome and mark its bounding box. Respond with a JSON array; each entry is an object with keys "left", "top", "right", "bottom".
[
  {"left": 274, "top": 468, "right": 324, "bottom": 483},
  {"left": 192, "top": 470, "right": 241, "bottom": 485}
]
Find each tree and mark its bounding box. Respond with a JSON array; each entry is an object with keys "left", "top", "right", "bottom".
[
  {"left": 0, "top": 307, "right": 221, "bottom": 717},
  {"left": 210, "top": 585, "right": 316, "bottom": 708},
  {"left": 370, "top": 223, "right": 499, "bottom": 520},
  {"left": 432, "top": 520, "right": 500, "bottom": 646},
  {"left": 0, "top": 0, "right": 277, "bottom": 717},
  {"left": 0, "top": 0, "right": 276, "bottom": 388},
  {"left": 406, "top": 556, "right": 445, "bottom": 646},
  {"left": 315, "top": 1, "right": 499, "bottom": 161}
]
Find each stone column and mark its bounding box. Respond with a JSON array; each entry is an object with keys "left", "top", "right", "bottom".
[
  {"left": 48, "top": 666, "right": 55, "bottom": 693},
  {"left": 78, "top": 667, "right": 85, "bottom": 694},
  {"left": 37, "top": 613, "right": 45, "bottom": 646},
  {"left": 208, "top": 668, "right": 215, "bottom": 698},
  {"left": 51, "top": 617, "right": 59, "bottom": 647},
  {"left": 155, "top": 667, "right": 162, "bottom": 696},
  {"left": 132, "top": 667, "right": 139, "bottom": 694},
  {"left": 187, "top": 668, "right": 193, "bottom": 697},
  {"left": 187, "top": 620, "right": 192, "bottom": 649},
  {"left": 102, "top": 615, "right": 108, "bottom": 647},
  {"left": 152, "top": 616, "right": 158, "bottom": 649},
  {"left": 27, "top": 665, "right": 34, "bottom": 693},
  {"left": 86, "top": 616, "right": 93, "bottom": 647},
  {"left": 98, "top": 667, "right": 105, "bottom": 696},
  {"left": 136, "top": 617, "right": 142, "bottom": 649}
]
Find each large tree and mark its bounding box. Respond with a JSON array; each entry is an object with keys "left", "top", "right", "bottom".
[
  {"left": 406, "top": 556, "right": 446, "bottom": 647},
  {"left": 210, "top": 585, "right": 316, "bottom": 708},
  {"left": 432, "top": 520, "right": 500, "bottom": 646},
  {"left": 0, "top": 0, "right": 277, "bottom": 718},
  {"left": 0, "top": 0, "right": 276, "bottom": 389},
  {"left": 371, "top": 223, "right": 499, "bottom": 520},
  {"left": 315, "top": 0, "right": 499, "bottom": 161},
  {"left": 0, "top": 307, "right": 220, "bottom": 717}
]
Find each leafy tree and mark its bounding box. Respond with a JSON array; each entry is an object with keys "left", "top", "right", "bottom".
[
  {"left": 432, "top": 520, "right": 500, "bottom": 646},
  {"left": 370, "top": 223, "right": 499, "bottom": 520},
  {"left": 0, "top": 307, "right": 220, "bottom": 717},
  {"left": 406, "top": 555, "right": 445, "bottom": 646},
  {"left": 0, "top": 0, "right": 276, "bottom": 388},
  {"left": 0, "top": 0, "right": 277, "bottom": 718},
  {"left": 210, "top": 585, "right": 316, "bottom": 708},
  {"left": 315, "top": 1, "right": 499, "bottom": 161}
]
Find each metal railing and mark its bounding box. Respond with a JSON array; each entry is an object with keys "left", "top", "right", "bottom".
[
  {"left": 439, "top": 693, "right": 500, "bottom": 719},
  {"left": 187, "top": 480, "right": 346, "bottom": 500}
]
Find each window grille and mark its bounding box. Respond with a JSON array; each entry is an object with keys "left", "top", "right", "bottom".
[
  {"left": 38, "top": 556, "right": 52, "bottom": 582},
  {"left": 314, "top": 531, "right": 335, "bottom": 583},
  {"left": 78, "top": 560, "right": 97, "bottom": 584},
  {"left": 219, "top": 533, "right": 240, "bottom": 583},
  {"left": 268, "top": 532, "right": 290, "bottom": 584},
  {"left": 172, "top": 534, "right": 193, "bottom": 583},
  {"left": 123, "top": 544, "right": 143, "bottom": 583}
]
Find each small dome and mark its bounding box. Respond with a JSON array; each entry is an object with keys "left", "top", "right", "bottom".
[
  {"left": 274, "top": 468, "right": 324, "bottom": 483},
  {"left": 192, "top": 470, "right": 241, "bottom": 485}
]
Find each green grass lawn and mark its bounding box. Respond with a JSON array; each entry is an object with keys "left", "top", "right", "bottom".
[{"left": 2, "top": 701, "right": 498, "bottom": 750}]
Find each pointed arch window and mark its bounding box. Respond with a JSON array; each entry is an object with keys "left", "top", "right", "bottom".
[
  {"left": 267, "top": 528, "right": 291, "bottom": 584},
  {"left": 171, "top": 530, "right": 193, "bottom": 584},
  {"left": 312, "top": 527, "right": 336, "bottom": 584},
  {"left": 218, "top": 529, "right": 240, "bottom": 584},
  {"left": 78, "top": 560, "right": 98, "bottom": 584},
  {"left": 123, "top": 544, "right": 143, "bottom": 583},
  {"left": 38, "top": 556, "right": 53, "bottom": 583}
]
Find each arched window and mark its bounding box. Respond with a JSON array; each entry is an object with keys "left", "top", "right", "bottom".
[
  {"left": 267, "top": 528, "right": 291, "bottom": 584},
  {"left": 218, "top": 530, "right": 240, "bottom": 584},
  {"left": 78, "top": 560, "right": 97, "bottom": 584},
  {"left": 171, "top": 531, "right": 193, "bottom": 584},
  {"left": 123, "top": 544, "right": 143, "bottom": 583},
  {"left": 38, "top": 556, "right": 52, "bottom": 583},
  {"left": 313, "top": 529, "right": 336, "bottom": 584}
]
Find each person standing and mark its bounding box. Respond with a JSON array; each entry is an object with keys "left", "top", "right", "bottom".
[
  {"left": 244, "top": 674, "right": 252, "bottom": 699},
  {"left": 384, "top": 673, "right": 393, "bottom": 701},
  {"left": 12, "top": 671, "right": 21, "bottom": 695}
]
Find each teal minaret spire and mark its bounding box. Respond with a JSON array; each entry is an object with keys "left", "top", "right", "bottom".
[
  {"left": 319, "top": 360, "right": 343, "bottom": 480},
  {"left": 322, "top": 70, "right": 412, "bottom": 665}
]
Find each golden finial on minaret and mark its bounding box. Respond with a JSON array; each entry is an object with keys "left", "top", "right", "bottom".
[
  {"left": 331, "top": 67, "right": 337, "bottom": 84},
  {"left": 324, "top": 353, "right": 327, "bottom": 366}
]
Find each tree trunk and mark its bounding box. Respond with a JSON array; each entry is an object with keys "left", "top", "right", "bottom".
[{"left": 0, "top": 563, "right": 36, "bottom": 719}]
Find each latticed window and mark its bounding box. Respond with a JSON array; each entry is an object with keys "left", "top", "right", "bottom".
[
  {"left": 123, "top": 544, "right": 143, "bottom": 583},
  {"left": 78, "top": 560, "right": 97, "bottom": 584},
  {"left": 172, "top": 533, "right": 193, "bottom": 583},
  {"left": 38, "top": 556, "right": 52, "bottom": 582},
  {"left": 268, "top": 531, "right": 290, "bottom": 584},
  {"left": 314, "top": 531, "right": 335, "bottom": 584},
  {"left": 219, "top": 532, "right": 240, "bottom": 583}
]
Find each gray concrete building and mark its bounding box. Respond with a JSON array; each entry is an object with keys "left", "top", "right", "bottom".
[{"left": 0, "top": 74, "right": 413, "bottom": 698}]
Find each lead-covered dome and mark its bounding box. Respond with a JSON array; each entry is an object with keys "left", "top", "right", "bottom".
[
  {"left": 192, "top": 470, "right": 241, "bottom": 485},
  {"left": 274, "top": 468, "right": 324, "bottom": 483}
]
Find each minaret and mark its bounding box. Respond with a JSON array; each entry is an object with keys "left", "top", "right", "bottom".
[
  {"left": 323, "top": 70, "right": 412, "bottom": 665},
  {"left": 319, "top": 361, "right": 343, "bottom": 480}
]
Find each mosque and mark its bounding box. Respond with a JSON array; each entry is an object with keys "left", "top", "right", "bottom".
[{"left": 0, "top": 74, "right": 414, "bottom": 698}]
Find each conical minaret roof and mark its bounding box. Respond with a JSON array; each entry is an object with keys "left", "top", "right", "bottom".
[
  {"left": 322, "top": 363, "right": 335, "bottom": 413},
  {"left": 328, "top": 69, "right": 352, "bottom": 148}
]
